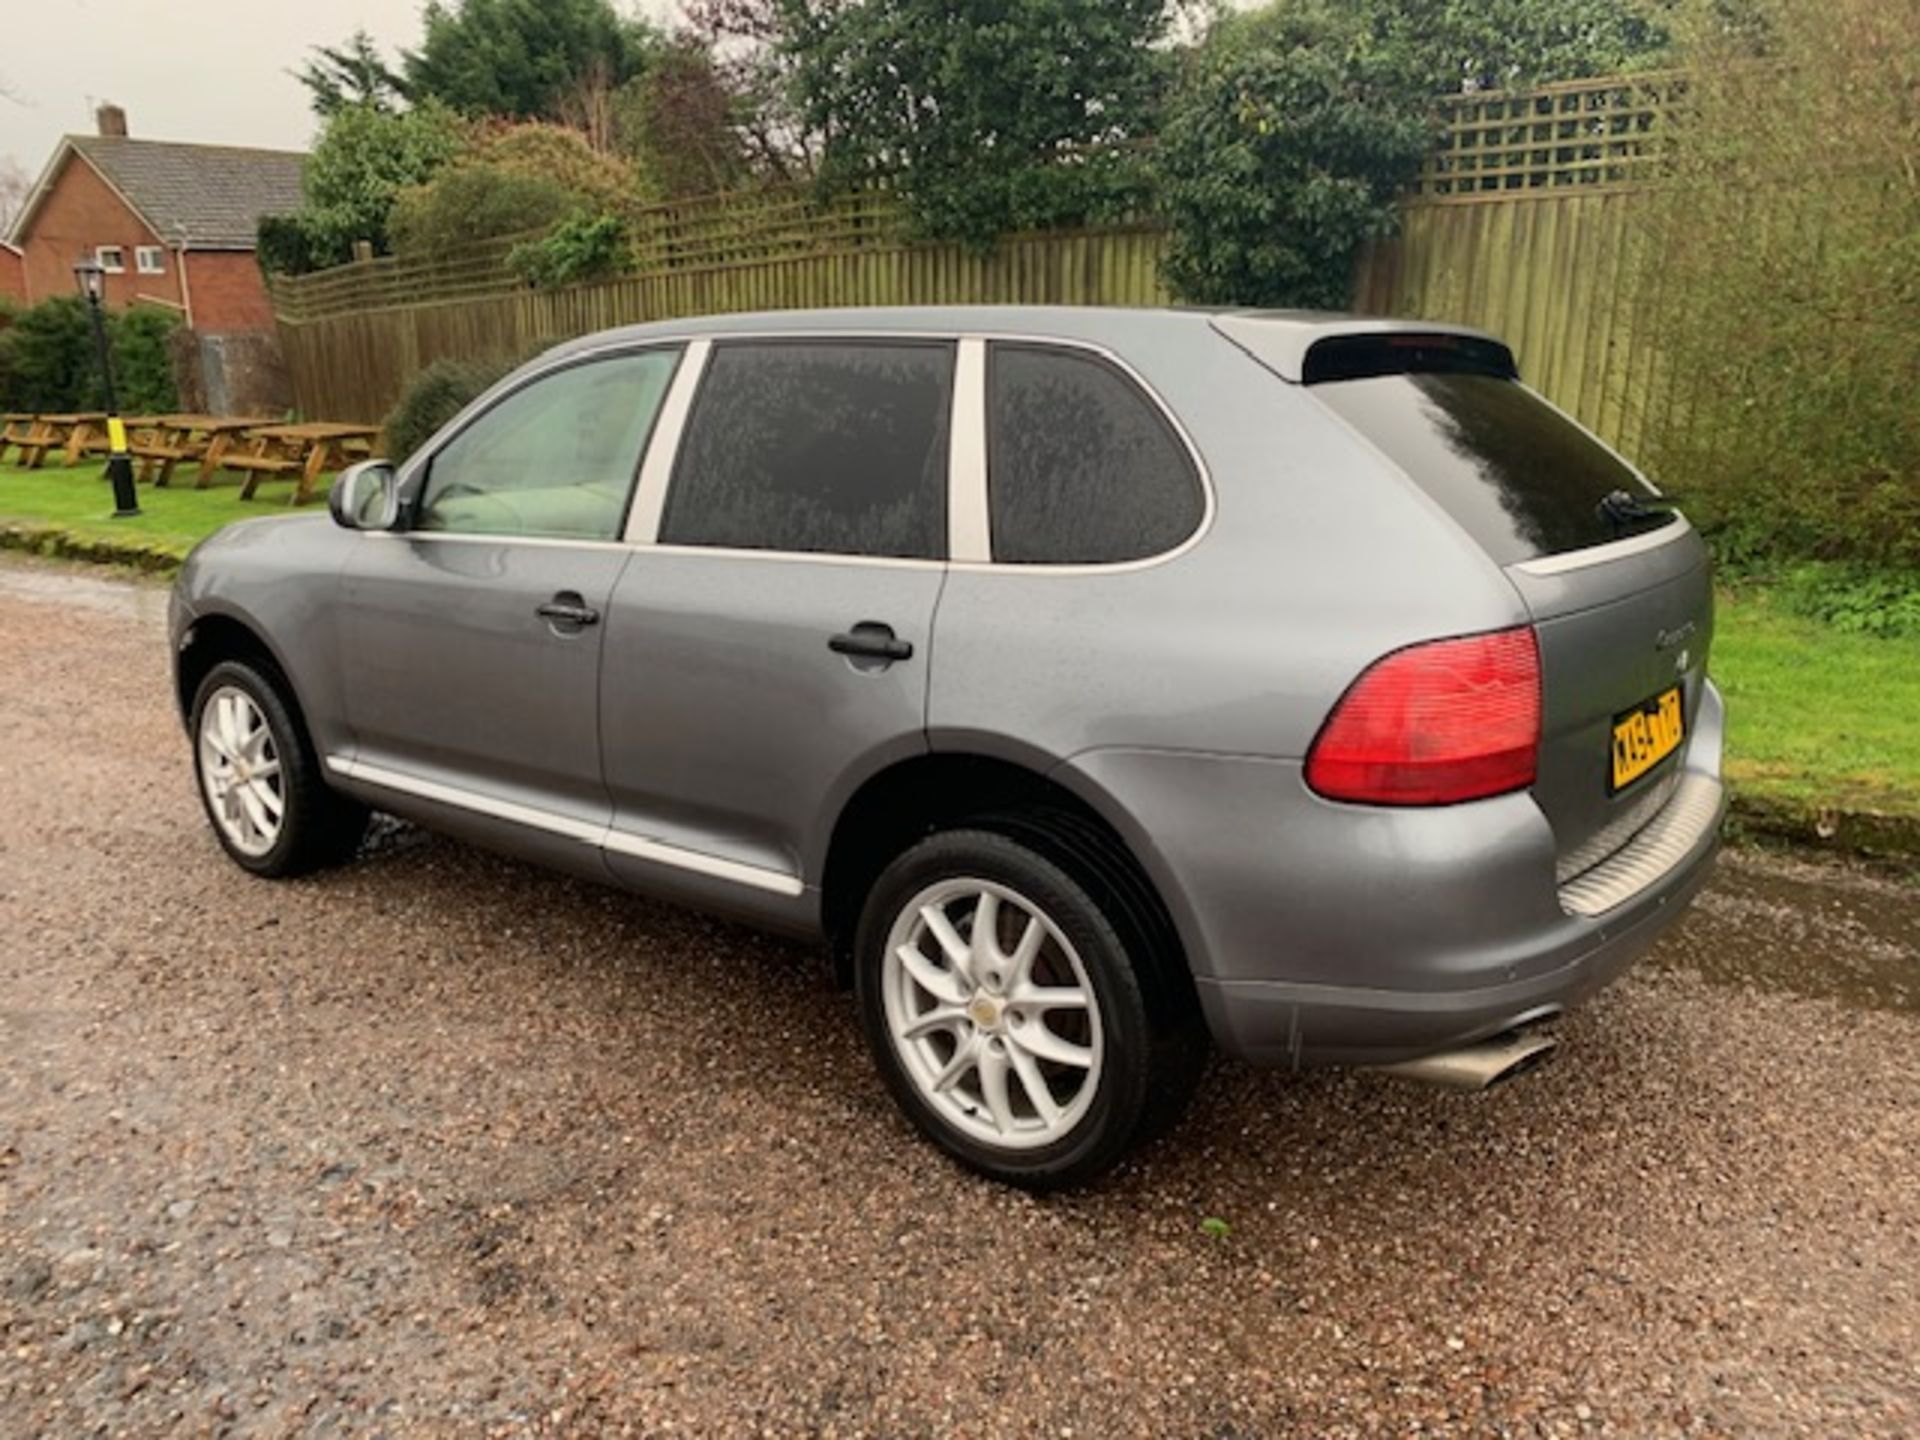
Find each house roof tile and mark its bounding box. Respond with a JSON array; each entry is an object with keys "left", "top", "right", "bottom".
[{"left": 63, "top": 136, "right": 306, "bottom": 250}]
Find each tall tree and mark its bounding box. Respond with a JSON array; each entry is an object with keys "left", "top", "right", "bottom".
[
  {"left": 294, "top": 29, "right": 409, "bottom": 117},
  {"left": 784, "top": 0, "right": 1180, "bottom": 244},
  {"left": 1155, "top": 2, "right": 1432, "bottom": 307},
  {"left": 298, "top": 101, "right": 468, "bottom": 260},
  {"left": 403, "top": 0, "right": 659, "bottom": 121},
  {"left": 682, "top": 0, "right": 824, "bottom": 180},
  {"left": 613, "top": 41, "right": 749, "bottom": 198}
]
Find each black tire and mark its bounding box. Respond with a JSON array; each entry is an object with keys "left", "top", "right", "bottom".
[
  {"left": 854, "top": 827, "right": 1203, "bottom": 1190},
  {"left": 189, "top": 659, "right": 368, "bottom": 878}
]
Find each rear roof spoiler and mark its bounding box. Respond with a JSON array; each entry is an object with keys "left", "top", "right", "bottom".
[{"left": 1210, "top": 314, "right": 1517, "bottom": 384}]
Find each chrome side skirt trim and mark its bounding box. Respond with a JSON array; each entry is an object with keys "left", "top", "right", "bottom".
[
  {"left": 326, "top": 754, "right": 805, "bottom": 897},
  {"left": 329, "top": 756, "right": 606, "bottom": 843},
  {"left": 600, "top": 829, "right": 804, "bottom": 895},
  {"left": 1558, "top": 771, "right": 1723, "bottom": 918}
]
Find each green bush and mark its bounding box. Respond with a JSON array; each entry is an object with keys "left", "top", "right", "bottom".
[
  {"left": 255, "top": 214, "right": 331, "bottom": 278},
  {"left": 0, "top": 297, "right": 101, "bottom": 412},
  {"left": 296, "top": 100, "right": 469, "bottom": 264},
  {"left": 0, "top": 298, "right": 182, "bottom": 414},
  {"left": 472, "top": 122, "right": 645, "bottom": 207},
  {"left": 507, "top": 213, "right": 629, "bottom": 288},
  {"left": 789, "top": 0, "right": 1168, "bottom": 246},
  {"left": 389, "top": 164, "right": 581, "bottom": 260},
  {"left": 1642, "top": 0, "right": 1920, "bottom": 571},
  {"left": 1735, "top": 562, "right": 1920, "bottom": 641},
  {"left": 1155, "top": 3, "right": 1431, "bottom": 308},
  {"left": 0, "top": 298, "right": 22, "bottom": 407},
  {"left": 113, "top": 305, "right": 182, "bottom": 414},
  {"left": 383, "top": 355, "right": 518, "bottom": 462},
  {"left": 388, "top": 125, "right": 644, "bottom": 264}
]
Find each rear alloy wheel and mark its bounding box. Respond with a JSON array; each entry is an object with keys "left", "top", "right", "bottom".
[
  {"left": 856, "top": 829, "right": 1193, "bottom": 1188},
  {"left": 883, "top": 875, "right": 1104, "bottom": 1150},
  {"left": 191, "top": 659, "right": 368, "bottom": 878}
]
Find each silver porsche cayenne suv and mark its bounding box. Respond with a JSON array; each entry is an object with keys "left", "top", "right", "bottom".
[{"left": 171, "top": 307, "right": 1724, "bottom": 1187}]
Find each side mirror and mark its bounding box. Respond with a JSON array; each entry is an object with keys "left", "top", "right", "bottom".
[{"left": 329, "top": 460, "right": 401, "bottom": 531}]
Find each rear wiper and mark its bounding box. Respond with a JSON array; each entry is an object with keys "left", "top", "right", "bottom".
[{"left": 1597, "top": 489, "right": 1682, "bottom": 532}]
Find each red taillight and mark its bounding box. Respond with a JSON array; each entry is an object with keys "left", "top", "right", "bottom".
[{"left": 1305, "top": 626, "right": 1540, "bottom": 806}]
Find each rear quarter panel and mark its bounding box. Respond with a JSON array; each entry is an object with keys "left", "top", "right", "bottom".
[
  {"left": 927, "top": 323, "right": 1535, "bottom": 975},
  {"left": 928, "top": 323, "right": 1529, "bottom": 765}
]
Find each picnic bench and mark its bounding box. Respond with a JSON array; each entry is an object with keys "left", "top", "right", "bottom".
[
  {"left": 226, "top": 422, "right": 382, "bottom": 505},
  {"left": 12, "top": 413, "right": 107, "bottom": 468},
  {"left": 74, "top": 415, "right": 167, "bottom": 463},
  {"left": 131, "top": 415, "right": 277, "bottom": 488},
  {"left": 1, "top": 413, "right": 37, "bottom": 465}
]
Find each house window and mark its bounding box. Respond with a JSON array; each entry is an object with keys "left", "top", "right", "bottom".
[
  {"left": 135, "top": 246, "right": 165, "bottom": 275},
  {"left": 95, "top": 245, "right": 126, "bottom": 273}
]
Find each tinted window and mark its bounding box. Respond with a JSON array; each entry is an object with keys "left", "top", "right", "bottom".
[
  {"left": 419, "top": 349, "right": 680, "bottom": 540},
  {"left": 660, "top": 341, "right": 953, "bottom": 559},
  {"left": 1312, "top": 373, "right": 1674, "bottom": 565},
  {"left": 988, "top": 345, "right": 1203, "bottom": 564}
]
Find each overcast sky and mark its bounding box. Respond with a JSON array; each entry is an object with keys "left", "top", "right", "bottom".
[{"left": 0, "top": 0, "right": 681, "bottom": 179}]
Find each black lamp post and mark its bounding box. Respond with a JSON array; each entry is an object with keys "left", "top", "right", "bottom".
[{"left": 73, "top": 257, "right": 141, "bottom": 518}]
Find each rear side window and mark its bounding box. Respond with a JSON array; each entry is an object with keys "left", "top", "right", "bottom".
[
  {"left": 1312, "top": 371, "right": 1674, "bottom": 565},
  {"left": 661, "top": 340, "right": 952, "bottom": 560},
  {"left": 987, "top": 344, "right": 1204, "bottom": 565}
]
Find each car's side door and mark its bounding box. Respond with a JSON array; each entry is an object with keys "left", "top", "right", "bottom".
[
  {"left": 333, "top": 346, "right": 682, "bottom": 874},
  {"left": 598, "top": 337, "right": 955, "bottom": 921}
]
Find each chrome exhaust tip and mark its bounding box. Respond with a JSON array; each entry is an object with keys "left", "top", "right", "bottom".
[{"left": 1369, "top": 1029, "right": 1559, "bottom": 1091}]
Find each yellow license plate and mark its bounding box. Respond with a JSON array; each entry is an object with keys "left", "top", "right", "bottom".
[{"left": 1611, "top": 687, "right": 1685, "bottom": 792}]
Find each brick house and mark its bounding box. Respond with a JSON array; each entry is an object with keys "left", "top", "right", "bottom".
[
  {"left": 5, "top": 105, "right": 305, "bottom": 411},
  {"left": 0, "top": 242, "right": 25, "bottom": 304}
]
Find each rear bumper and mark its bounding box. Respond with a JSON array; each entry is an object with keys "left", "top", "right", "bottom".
[
  {"left": 1063, "top": 681, "right": 1728, "bottom": 1069},
  {"left": 1193, "top": 799, "right": 1720, "bottom": 1067}
]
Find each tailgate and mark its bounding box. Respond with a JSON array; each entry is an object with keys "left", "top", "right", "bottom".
[{"left": 1508, "top": 529, "right": 1714, "bottom": 880}]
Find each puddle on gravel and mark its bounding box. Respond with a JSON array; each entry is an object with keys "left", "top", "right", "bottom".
[
  {"left": 1649, "top": 849, "right": 1920, "bottom": 1014},
  {"left": 0, "top": 556, "right": 171, "bottom": 624}
]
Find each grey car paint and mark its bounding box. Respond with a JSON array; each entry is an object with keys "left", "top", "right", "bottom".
[{"left": 171, "top": 305, "right": 1724, "bottom": 1068}]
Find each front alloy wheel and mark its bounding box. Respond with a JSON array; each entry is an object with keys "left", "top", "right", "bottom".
[
  {"left": 189, "top": 659, "right": 368, "bottom": 878},
  {"left": 198, "top": 684, "right": 286, "bottom": 857}
]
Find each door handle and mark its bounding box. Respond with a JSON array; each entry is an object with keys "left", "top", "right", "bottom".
[
  {"left": 537, "top": 594, "right": 600, "bottom": 628},
  {"left": 829, "top": 622, "right": 913, "bottom": 663}
]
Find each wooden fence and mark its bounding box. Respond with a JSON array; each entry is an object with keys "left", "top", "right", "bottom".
[
  {"left": 1357, "top": 71, "right": 1683, "bottom": 461},
  {"left": 275, "top": 222, "right": 1170, "bottom": 423},
  {"left": 275, "top": 72, "right": 1681, "bottom": 455}
]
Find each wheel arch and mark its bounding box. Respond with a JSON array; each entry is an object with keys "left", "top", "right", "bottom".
[
  {"left": 819, "top": 750, "right": 1197, "bottom": 1011},
  {"left": 174, "top": 609, "right": 314, "bottom": 739}
]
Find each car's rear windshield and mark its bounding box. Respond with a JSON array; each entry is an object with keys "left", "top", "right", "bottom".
[{"left": 1305, "top": 342, "right": 1675, "bottom": 566}]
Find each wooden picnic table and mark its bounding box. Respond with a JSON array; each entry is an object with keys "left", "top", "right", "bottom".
[
  {"left": 135, "top": 415, "right": 276, "bottom": 488},
  {"left": 228, "top": 422, "right": 382, "bottom": 505},
  {"left": 74, "top": 414, "right": 168, "bottom": 463},
  {"left": 1, "top": 413, "right": 38, "bottom": 465},
  {"left": 14, "top": 413, "right": 107, "bottom": 469}
]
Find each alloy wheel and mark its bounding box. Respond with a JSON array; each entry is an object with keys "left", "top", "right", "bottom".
[
  {"left": 882, "top": 876, "right": 1104, "bottom": 1151},
  {"left": 197, "top": 685, "right": 285, "bottom": 858}
]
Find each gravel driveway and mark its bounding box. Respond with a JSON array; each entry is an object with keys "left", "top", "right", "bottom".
[{"left": 2, "top": 554, "right": 1917, "bottom": 1437}]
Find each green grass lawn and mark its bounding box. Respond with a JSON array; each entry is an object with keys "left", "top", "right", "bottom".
[
  {"left": 3, "top": 455, "right": 1915, "bottom": 822},
  {"left": 0, "top": 457, "right": 317, "bottom": 558},
  {"left": 1713, "top": 587, "right": 1920, "bottom": 821}
]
